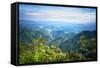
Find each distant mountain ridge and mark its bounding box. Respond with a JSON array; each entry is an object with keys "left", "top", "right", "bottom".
[
  {"left": 19, "top": 20, "right": 96, "bottom": 53},
  {"left": 59, "top": 30, "right": 96, "bottom": 52}
]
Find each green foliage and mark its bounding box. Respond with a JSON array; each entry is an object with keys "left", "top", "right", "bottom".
[
  {"left": 19, "top": 34, "right": 96, "bottom": 64},
  {"left": 79, "top": 35, "right": 89, "bottom": 48},
  {"left": 79, "top": 35, "right": 96, "bottom": 60},
  {"left": 66, "top": 51, "right": 86, "bottom": 61},
  {"left": 19, "top": 38, "right": 67, "bottom": 64}
]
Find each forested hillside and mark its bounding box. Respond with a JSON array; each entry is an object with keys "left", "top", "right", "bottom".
[{"left": 19, "top": 22, "right": 96, "bottom": 64}]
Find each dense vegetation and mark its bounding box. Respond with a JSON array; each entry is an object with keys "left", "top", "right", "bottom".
[
  {"left": 19, "top": 22, "right": 96, "bottom": 64},
  {"left": 19, "top": 33, "right": 96, "bottom": 64},
  {"left": 19, "top": 38, "right": 66, "bottom": 64}
]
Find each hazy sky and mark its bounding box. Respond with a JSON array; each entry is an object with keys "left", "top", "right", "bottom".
[{"left": 19, "top": 4, "right": 96, "bottom": 24}]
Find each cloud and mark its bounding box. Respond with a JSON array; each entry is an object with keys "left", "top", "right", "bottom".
[{"left": 19, "top": 5, "right": 96, "bottom": 24}]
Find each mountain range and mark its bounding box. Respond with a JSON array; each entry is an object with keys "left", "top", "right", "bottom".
[{"left": 19, "top": 20, "right": 96, "bottom": 53}]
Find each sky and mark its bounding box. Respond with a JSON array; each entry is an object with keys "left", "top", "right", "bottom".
[{"left": 19, "top": 4, "right": 96, "bottom": 24}]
